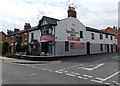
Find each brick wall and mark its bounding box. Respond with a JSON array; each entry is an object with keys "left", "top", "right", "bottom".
[
  {"left": 6, "top": 31, "right": 29, "bottom": 53},
  {"left": 0, "top": 32, "right": 6, "bottom": 42},
  {"left": 105, "top": 27, "right": 120, "bottom": 51}
]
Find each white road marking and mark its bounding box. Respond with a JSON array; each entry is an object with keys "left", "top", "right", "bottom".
[
  {"left": 95, "top": 71, "right": 120, "bottom": 82},
  {"left": 66, "top": 73, "right": 76, "bottom": 77},
  {"left": 42, "top": 69, "right": 47, "bottom": 71},
  {"left": 96, "top": 77, "right": 104, "bottom": 81},
  {"left": 112, "top": 56, "right": 119, "bottom": 59},
  {"left": 30, "top": 73, "right": 37, "bottom": 76},
  {"left": 48, "top": 70, "right": 53, "bottom": 72},
  {"left": 102, "top": 71, "right": 120, "bottom": 81},
  {"left": 83, "top": 74, "right": 93, "bottom": 78},
  {"left": 56, "top": 64, "right": 82, "bottom": 71},
  {"left": 55, "top": 71, "right": 62, "bottom": 73},
  {"left": 71, "top": 72, "right": 80, "bottom": 75},
  {"left": 31, "top": 66, "right": 36, "bottom": 68},
  {"left": 111, "top": 81, "right": 120, "bottom": 85},
  {"left": 104, "top": 83, "right": 111, "bottom": 85},
  {"left": 78, "top": 63, "right": 104, "bottom": 71},
  {"left": 36, "top": 68, "right": 39, "bottom": 69},
  {"left": 91, "top": 79, "right": 103, "bottom": 83},
  {"left": 78, "top": 76, "right": 88, "bottom": 80},
  {"left": 95, "top": 59, "right": 107, "bottom": 62}
]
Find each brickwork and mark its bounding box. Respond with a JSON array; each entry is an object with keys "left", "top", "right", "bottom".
[{"left": 105, "top": 27, "right": 120, "bottom": 51}]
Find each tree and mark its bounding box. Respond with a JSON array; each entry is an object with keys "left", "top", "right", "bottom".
[
  {"left": 0, "top": 41, "right": 2, "bottom": 55},
  {"left": 2, "top": 41, "right": 9, "bottom": 55},
  {"left": 7, "top": 29, "right": 13, "bottom": 35}
]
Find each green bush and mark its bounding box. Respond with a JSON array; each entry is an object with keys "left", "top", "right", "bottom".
[
  {"left": 21, "top": 44, "right": 29, "bottom": 52},
  {"left": 2, "top": 41, "right": 9, "bottom": 55},
  {"left": 0, "top": 42, "right": 2, "bottom": 55},
  {"left": 16, "top": 43, "right": 21, "bottom": 52}
]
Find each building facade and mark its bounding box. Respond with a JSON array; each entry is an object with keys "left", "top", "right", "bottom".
[
  {"left": 105, "top": 27, "right": 120, "bottom": 51},
  {"left": 6, "top": 23, "right": 31, "bottom": 53},
  {"left": 28, "top": 6, "right": 117, "bottom": 56},
  {"left": 0, "top": 31, "right": 6, "bottom": 42}
]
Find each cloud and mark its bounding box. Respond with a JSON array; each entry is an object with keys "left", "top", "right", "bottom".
[{"left": 0, "top": 0, "right": 119, "bottom": 33}]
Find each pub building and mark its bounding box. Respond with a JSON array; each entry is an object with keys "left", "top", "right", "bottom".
[{"left": 29, "top": 6, "right": 117, "bottom": 56}]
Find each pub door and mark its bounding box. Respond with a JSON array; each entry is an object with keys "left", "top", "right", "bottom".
[
  {"left": 111, "top": 44, "right": 113, "bottom": 53},
  {"left": 41, "top": 42, "right": 48, "bottom": 55},
  {"left": 86, "top": 42, "right": 90, "bottom": 55},
  {"left": 107, "top": 44, "right": 109, "bottom": 53}
]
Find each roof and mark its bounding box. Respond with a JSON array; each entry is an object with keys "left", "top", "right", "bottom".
[
  {"left": 105, "top": 27, "right": 120, "bottom": 35},
  {"left": 0, "top": 31, "right": 6, "bottom": 35},
  {"left": 86, "top": 27, "right": 115, "bottom": 36},
  {"left": 6, "top": 26, "right": 38, "bottom": 37},
  {"left": 38, "top": 16, "right": 59, "bottom": 26}
]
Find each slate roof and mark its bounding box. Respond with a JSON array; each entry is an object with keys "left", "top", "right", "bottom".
[
  {"left": 38, "top": 16, "right": 59, "bottom": 26},
  {"left": 86, "top": 27, "right": 115, "bottom": 36},
  {"left": 6, "top": 26, "right": 38, "bottom": 37}
]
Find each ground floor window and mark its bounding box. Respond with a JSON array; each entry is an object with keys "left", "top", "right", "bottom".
[
  {"left": 100, "top": 44, "right": 103, "bottom": 51},
  {"left": 65, "top": 41, "right": 69, "bottom": 51},
  {"left": 41, "top": 42, "right": 53, "bottom": 54},
  {"left": 48, "top": 42, "right": 53, "bottom": 53}
]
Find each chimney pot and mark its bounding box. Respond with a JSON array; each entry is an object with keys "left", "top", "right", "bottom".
[
  {"left": 14, "top": 28, "right": 20, "bottom": 32},
  {"left": 24, "top": 23, "right": 31, "bottom": 30},
  {"left": 68, "top": 6, "right": 77, "bottom": 18}
]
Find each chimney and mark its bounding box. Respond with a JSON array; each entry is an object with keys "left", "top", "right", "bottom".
[
  {"left": 24, "top": 23, "right": 31, "bottom": 30},
  {"left": 14, "top": 28, "right": 20, "bottom": 32},
  {"left": 67, "top": 6, "right": 77, "bottom": 18}
]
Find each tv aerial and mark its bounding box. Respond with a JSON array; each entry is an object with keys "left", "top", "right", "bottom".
[{"left": 67, "top": 0, "right": 78, "bottom": 9}]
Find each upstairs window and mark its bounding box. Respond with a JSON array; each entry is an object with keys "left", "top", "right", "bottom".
[
  {"left": 80, "top": 31, "right": 83, "bottom": 38},
  {"left": 91, "top": 33, "right": 94, "bottom": 40},
  {"left": 31, "top": 33, "right": 34, "bottom": 40},
  {"left": 111, "top": 36, "right": 113, "bottom": 40},
  {"left": 41, "top": 29, "right": 52, "bottom": 36},
  {"left": 100, "top": 34, "right": 103, "bottom": 39},
  {"left": 106, "top": 34, "right": 108, "bottom": 38}
]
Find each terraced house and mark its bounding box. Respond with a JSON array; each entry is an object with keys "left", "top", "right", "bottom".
[{"left": 6, "top": 23, "right": 31, "bottom": 53}]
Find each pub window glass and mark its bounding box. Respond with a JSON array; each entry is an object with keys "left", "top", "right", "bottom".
[{"left": 65, "top": 41, "right": 69, "bottom": 51}]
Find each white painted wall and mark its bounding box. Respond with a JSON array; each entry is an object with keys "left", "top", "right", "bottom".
[
  {"left": 29, "top": 30, "right": 41, "bottom": 43},
  {"left": 55, "top": 17, "right": 87, "bottom": 43},
  {"left": 41, "top": 20, "right": 48, "bottom": 26},
  {"left": 29, "top": 17, "right": 116, "bottom": 46},
  {"left": 86, "top": 31, "right": 116, "bottom": 44}
]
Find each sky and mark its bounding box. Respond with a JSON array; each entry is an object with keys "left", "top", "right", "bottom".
[{"left": 0, "top": 0, "right": 119, "bottom": 34}]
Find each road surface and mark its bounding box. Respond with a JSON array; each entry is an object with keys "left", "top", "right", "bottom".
[{"left": 1, "top": 53, "right": 120, "bottom": 85}]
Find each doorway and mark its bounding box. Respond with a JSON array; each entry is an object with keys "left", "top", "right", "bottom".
[
  {"left": 111, "top": 44, "right": 113, "bottom": 53},
  {"left": 41, "top": 42, "right": 48, "bottom": 55},
  {"left": 107, "top": 44, "right": 109, "bottom": 53},
  {"left": 86, "top": 42, "right": 90, "bottom": 55}
]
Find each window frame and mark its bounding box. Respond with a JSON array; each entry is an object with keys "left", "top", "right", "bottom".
[
  {"left": 65, "top": 41, "right": 69, "bottom": 51},
  {"left": 100, "top": 44, "right": 103, "bottom": 51},
  {"left": 80, "top": 31, "right": 83, "bottom": 38},
  {"left": 91, "top": 33, "right": 94, "bottom": 40},
  {"left": 100, "top": 34, "right": 103, "bottom": 39}
]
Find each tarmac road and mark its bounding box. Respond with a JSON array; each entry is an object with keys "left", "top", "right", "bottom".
[{"left": 1, "top": 53, "right": 120, "bottom": 85}]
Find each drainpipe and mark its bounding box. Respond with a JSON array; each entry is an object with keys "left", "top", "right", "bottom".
[{"left": 54, "top": 26, "right": 56, "bottom": 56}]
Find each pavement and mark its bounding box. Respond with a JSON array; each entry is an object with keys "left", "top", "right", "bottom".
[
  {"left": 1, "top": 52, "right": 120, "bottom": 85},
  {"left": 0, "top": 56, "right": 61, "bottom": 65}
]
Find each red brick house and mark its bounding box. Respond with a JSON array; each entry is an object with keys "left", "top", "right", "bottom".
[
  {"left": 0, "top": 31, "right": 6, "bottom": 42},
  {"left": 6, "top": 23, "right": 31, "bottom": 53},
  {"left": 105, "top": 27, "right": 120, "bottom": 51}
]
